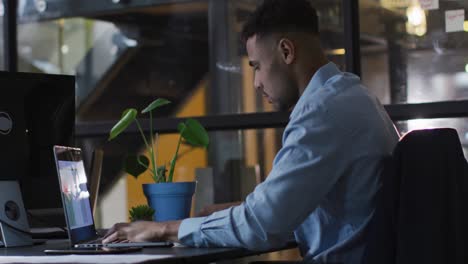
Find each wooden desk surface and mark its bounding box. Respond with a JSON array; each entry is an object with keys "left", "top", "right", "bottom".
[{"left": 0, "top": 239, "right": 298, "bottom": 264}]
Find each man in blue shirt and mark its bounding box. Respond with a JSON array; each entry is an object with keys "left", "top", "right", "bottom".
[{"left": 103, "top": 0, "right": 399, "bottom": 263}]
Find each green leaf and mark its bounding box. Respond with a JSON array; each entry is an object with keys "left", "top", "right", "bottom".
[
  {"left": 109, "top": 108, "right": 138, "bottom": 141},
  {"left": 141, "top": 98, "right": 171, "bottom": 114},
  {"left": 124, "top": 155, "right": 150, "bottom": 178},
  {"left": 177, "top": 122, "right": 186, "bottom": 133},
  {"left": 179, "top": 118, "right": 209, "bottom": 148}
]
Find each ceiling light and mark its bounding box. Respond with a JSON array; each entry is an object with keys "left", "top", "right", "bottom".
[
  {"left": 406, "top": 5, "right": 427, "bottom": 36},
  {"left": 407, "top": 5, "right": 424, "bottom": 26},
  {"left": 61, "top": 45, "right": 69, "bottom": 54}
]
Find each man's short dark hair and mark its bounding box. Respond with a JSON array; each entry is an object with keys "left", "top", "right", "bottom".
[{"left": 241, "top": 0, "right": 319, "bottom": 43}]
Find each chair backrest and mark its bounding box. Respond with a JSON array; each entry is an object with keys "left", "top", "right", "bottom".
[{"left": 364, "top": 128, "right": 468, "bottom": 264}]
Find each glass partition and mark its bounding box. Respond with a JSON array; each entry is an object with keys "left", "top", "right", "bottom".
[
  {"left": 359, "top": 0, "right": 468, "bottom": 105},
  {"left": 16, "top": 0, "right": 346, "bottom": 120},
  {"left": 209, "top": 0, "right": 346, "bottom": 115}
]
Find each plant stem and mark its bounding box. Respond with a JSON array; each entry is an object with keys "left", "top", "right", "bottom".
[
  {"left": 168, "top": 132, "right": 183, "bottom": 183},
  {"left": 149, "top": 111, "right": 158, "bottom": 181},
  {"left": 176, "top": 147, "right": 195, "bottom": 160},
  {"left": 154, "top": 133, "right": 162, "bottom": 183},
  {"left": 135, "top": 119, "right": 155, "bottom": 178}
]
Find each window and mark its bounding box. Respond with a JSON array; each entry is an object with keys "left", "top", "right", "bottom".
[{"left": 359, "top": 0, "right": 468, "bottom": 155}]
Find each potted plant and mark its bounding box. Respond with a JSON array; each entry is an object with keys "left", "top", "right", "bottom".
[
  {"left": 109, "top": 98, "right": 209, "bottom": 221},
  {"left": 129, "top": 205, "right": 155, "bottom": 222}
]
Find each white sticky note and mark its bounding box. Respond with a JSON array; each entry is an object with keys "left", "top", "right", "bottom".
[
  {"left": 419, "top": 0, "right": 439, "bottom": 10},
  {"left": 445, "top": 9, "right": 465, "bottom": 33}
]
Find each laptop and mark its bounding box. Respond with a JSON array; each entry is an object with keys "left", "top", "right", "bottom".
[{"left": 52, "top": 145, "right": 173, "bottom": 249}]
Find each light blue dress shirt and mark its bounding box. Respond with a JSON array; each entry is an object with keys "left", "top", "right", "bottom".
[{"left": 179, "top": 62, "right": 400, "bottom": 264}]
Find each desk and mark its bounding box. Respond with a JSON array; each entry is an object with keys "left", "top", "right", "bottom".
[{"left": 0, "top": 240, "right": 298, "bottom": 264}]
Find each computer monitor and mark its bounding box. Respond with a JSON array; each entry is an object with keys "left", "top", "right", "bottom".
[{"left": 0, "top": 71, "right": 75, "bottom": 228}]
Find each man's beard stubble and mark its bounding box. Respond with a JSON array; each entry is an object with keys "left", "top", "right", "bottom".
[{"left": 276, "top": 88, "right": 299, "bottom": 112}]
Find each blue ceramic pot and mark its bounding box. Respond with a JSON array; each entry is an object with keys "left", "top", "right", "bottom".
[{"left": 142, "top": 181, "right": 196, "bottom": 222}]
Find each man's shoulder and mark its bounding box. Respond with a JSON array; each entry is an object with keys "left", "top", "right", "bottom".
[
  {"left": 292, "top": 73, "right": 363, "bottom": 117},
  {"left": 291, "top": 78, "right": 382, "bottom": 139}
]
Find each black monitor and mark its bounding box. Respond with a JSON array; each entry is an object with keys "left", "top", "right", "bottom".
[{"left": 0, "top": 71, "right": 75, "bottom": 228}]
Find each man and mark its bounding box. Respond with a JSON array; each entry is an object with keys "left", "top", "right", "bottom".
[{"left": 103, "top": 0, "right": 399, "bottom": 263}]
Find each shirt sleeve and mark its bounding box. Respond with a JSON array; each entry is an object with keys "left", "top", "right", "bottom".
[{"left": 178, "top": 103, "right": 351, "bottom": 250}]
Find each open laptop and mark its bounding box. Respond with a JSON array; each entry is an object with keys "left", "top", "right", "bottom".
[{"left": 52, "top": 145, "right": 173, "bottom": 249}]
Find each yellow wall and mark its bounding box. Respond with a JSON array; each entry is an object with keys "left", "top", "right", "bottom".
[{"left": 126, "top": 80, "right": 208, "bottom": 216}]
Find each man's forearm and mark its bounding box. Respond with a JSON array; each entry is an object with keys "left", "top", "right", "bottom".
[{"left": 162, "top": 220, "right": 182, "bottom": 242}]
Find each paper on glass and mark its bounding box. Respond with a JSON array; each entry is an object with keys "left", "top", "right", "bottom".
[
  {"left": 419, "top": 0, "right": 439, "bottom": 10},
  {"left": 445, "top": 9, "right": 465, "bottom": 33}
]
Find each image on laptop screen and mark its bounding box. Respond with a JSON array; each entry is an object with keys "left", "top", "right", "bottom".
[{"left": 57, "top": 159, "right": 93, "bottom": 229}]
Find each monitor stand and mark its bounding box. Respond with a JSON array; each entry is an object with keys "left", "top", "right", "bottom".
[{"left": 0, "top": 181, "right": 33, "bottom": 247}]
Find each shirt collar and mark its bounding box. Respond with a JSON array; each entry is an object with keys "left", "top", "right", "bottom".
[
  {"left": 290, "top": 62, "right": 342, "bottom": 119},
  {"left": 306, "top": 61, "right": 341, "bottom": 96}
]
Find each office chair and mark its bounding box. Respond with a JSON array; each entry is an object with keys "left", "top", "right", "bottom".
[{"left": 364, "top": 128, "right": 468, "bottom": 264}]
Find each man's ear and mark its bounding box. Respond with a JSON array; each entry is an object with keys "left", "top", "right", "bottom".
[{"left": 278, "top": 38, "right": 295, "bottom": 65}]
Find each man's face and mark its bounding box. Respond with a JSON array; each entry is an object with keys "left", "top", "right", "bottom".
[{"left": 246, "top": 35, "right": 298, "bottom": 111}]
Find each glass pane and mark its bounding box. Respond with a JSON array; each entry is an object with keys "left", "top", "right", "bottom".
[
  {"left": 17, "top": 0, "right": 345, "bottom": 121},
  {"left": 209, "top": 0, "right": 346, "bottom": 115},
  {"left": 17, "top": 17, "right": 120, "bottom": 118},
  {"left": 18, "top": 2, "right": 210, "bottom": 120},
  {"left": 395, "top": 118, "right": 468, "bottom": 159},
  {"left": 360, "top": 0, "right": 468, "bottom": 105}
]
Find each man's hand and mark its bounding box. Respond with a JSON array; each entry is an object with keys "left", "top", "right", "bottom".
[
  {"left": 102, "top": 220, "right": 181, "bottom": 244},
  {"left": 196, "top": 201, "right": 242, "bottom": 217}
]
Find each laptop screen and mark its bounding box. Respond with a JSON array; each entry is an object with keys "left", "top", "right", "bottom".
[{"left": 53, "top": 145, "right": 97, "bottom": 244}]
